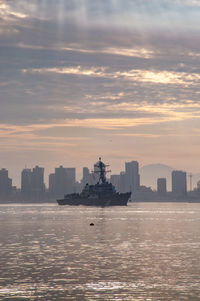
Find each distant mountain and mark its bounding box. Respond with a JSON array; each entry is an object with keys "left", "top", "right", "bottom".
[
  {"left": 140, "top": 164, "right": 200, "bottom": 191},
  {"left": 140, "top": 164, "right": 173, "bottom": 190}
]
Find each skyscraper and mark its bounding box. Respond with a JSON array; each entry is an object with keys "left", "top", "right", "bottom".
[
  {"left": 65, "top": 168, "right": 76, "bottom": 194},
  {"left": 55, "top": 166, "right": 67, "bottom": 196},
  {"left": 54, "top": 166, "right": 76, "bottom": 197},
  {"left": 21, "top": 166, "right": 45, "bottom": 199},
  {"left": 32, "top": 166, "right": 45, "bottom": 197},
  {"left": 82, "top": 167, "right": 90, "bottom": 186},
  {"left": 21, "top": 169, "right": 32, "bottom": 197},
  {"left": 110, "top": 175, "right": 120, "bottom": 192},
  {"left": 172, "top": 170, "right": 187, "bottom": 197},
  {"left": 0, "top": 168, "right": 12, "bottom": 196},
  {"left": 82, "top": 166, "right": 97, "bottom": 187},
  {"left": 120, "top": 172, "right": 126, "bottom": 193},
  {"left": 125, "top": 161, "right": 140, "bottom": 193},
  {"left": 157, "top": 178, "right": 167, "bottom": 195}
]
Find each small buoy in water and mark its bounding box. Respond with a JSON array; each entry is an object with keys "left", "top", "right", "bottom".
[{"left": 90, "top": 223, "right": 94, "bottom": 226}]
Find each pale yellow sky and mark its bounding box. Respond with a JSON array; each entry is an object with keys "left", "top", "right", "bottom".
[{"left": 0, "top": 0, "right": 200, "bottom": 186}]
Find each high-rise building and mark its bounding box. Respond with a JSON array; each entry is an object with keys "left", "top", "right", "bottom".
[
  {"left": 82, "top": 166, "right": 97, "bottom": 187},
  {"left": 54, "top": 166, "right": 76, "bottom": 197},
  {"left": 0, "top": 168, "right": 12, "bottom": 196},
  {"left": 21, "top": 166, "right": 45, "bottom": 199},
  {"left": 82, "top": 167, "right": 90, "bottom": 186},
  {"left": 110, "top": 175, "right": 120, "bottom": 192},
  {"left": 65, "top": 168, "right": 76, "bottom": 194},
  {"left": 55, "top": 166, "right": 67, "bottom": 196},
  {"left": 157, "top": 178, "right": 167, "bottom": 195},
  {"left": 21, "top": 169, "right": 32, "bottom": 196},
  {"left": 172, "top": 170, "right": 187, "bottom": 196},
  {"left": 32, "top": 166, "right": 45, "bottom": 197},
  {"left": 125, "top": 161, "right": 140, "bottom": 193},
  {"left": 120, "top": 172, "right": 126, "bottom": 193}
]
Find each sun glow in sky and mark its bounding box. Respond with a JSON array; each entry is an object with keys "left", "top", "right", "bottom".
[{"left": 0, "top": 0, "right": 200, "bottom": 186}]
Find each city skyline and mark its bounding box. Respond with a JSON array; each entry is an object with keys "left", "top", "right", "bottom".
[
  {"left": 1, "top": 157, "right": 200, "bottom": 188},
  {"left": 1, "top": 157, "right": 200, "bottom": 202},
  {"left": 0, "top": 159, "right": 198, "bottom": 189},
  {"left": 1, "top": 1, "right": 200, "bottom": 187}
]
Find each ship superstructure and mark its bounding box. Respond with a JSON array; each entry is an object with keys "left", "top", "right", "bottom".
[{"left": 57, "top": 158, "right": 131, "bottom": 206}]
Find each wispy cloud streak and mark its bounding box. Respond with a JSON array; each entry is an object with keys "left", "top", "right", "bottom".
[{"left": 22, "top": 66, "right": 200, "bottom": 85}]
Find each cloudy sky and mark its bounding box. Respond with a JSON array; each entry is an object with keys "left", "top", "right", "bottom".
[{"left": 0, "top": 0, "right": 200, "bottom": 186}]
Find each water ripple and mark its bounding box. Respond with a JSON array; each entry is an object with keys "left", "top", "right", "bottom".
[{"left": 0, "top": 203, "right": 200, "bottom": 300}]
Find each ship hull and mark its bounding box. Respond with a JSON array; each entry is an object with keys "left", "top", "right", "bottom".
[{"left": 57, "top": 192, "right": 131, "bottom": 207}]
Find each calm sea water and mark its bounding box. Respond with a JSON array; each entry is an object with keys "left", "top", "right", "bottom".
[{"left": 0, "top": 203, "right": 200, "bottom": 301}]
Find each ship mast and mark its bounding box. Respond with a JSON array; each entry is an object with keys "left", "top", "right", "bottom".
[{"left": 94, "top": 157, "right": 111, "bottom": 184}]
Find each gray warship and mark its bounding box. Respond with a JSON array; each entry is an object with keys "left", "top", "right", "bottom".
[{"left": 57, "top": 158, "right": 131, "bottom": 206}]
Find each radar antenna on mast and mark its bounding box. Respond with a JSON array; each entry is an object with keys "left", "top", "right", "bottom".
[{"left": 93, "top": 157, "right": 111, "bottom": 184}]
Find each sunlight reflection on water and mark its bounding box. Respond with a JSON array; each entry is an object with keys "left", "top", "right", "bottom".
[{"left": 0, "top": 203, "right": 200, "bottom": 300}]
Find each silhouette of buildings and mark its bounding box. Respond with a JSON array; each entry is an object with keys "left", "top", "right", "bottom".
[
  {"left": 157, "top": 178, "right": 167, "bottom": 195},
  {"left": 21, "top": 169, "right": 32, "bottom": 197},
  {"left": 82, "top": 167, "right": 90, "bottom": 187},
  {"left": 32, "top": 166, "right": 45, "bottom": 198},
  {"left": 54, "top": 166, "right": 67, "bottom": 196},
  {"left": 110, "top": 175, "right": 120, "bottom": 192},
  {"left": 119, "top": 172, "right": 126, "bottom": 193},
  {"left": 21, "top": 166, "right": 45, "bottom": 200},
  {"left": 2, "top": 159, "right": 199, "bottom": 203},
  {"left": 172, "top": 170, "right": 187, "bottom": 197},
  {"left": 65, "top": 168, "right": 76, "bottom": 194},
  {"left": 0, "top": 168, "right": 12, "bottom": 197},
  {"left": 110, "top": 161, "right": 140, "bottom": 194},
  {"left": 81, "top": 166, "right": 97, "bottom": 187},
  {"left": 49, "top": 166, "right": 76, "bottom": 197},
  {"left": 125, "top": 161, "right": 140, "bottom": 193}
]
